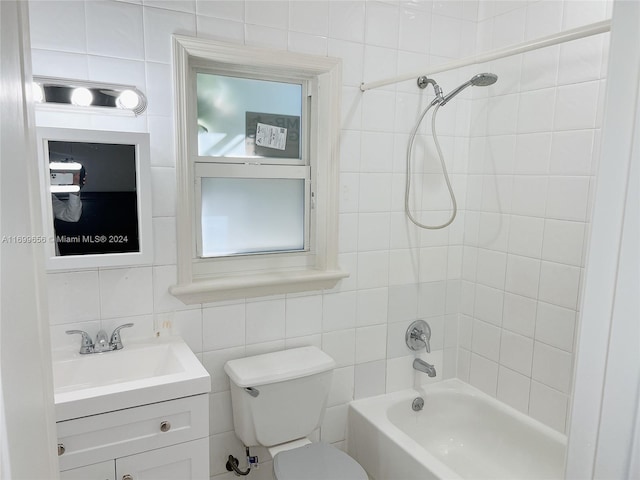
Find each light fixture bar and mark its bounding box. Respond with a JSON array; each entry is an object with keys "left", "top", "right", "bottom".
[{"left": 33, "top": 76, "right": 148, "bottom": 115}]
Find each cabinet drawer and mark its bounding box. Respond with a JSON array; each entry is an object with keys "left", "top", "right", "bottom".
[
  {"left": 60, "top": 460, "right": 115, "bottom": 480},
  {"left": 57, "top": 394, "right": 208, "bottom": 471}
]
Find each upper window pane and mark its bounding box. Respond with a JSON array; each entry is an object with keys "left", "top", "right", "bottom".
[{"left": 197, "top": 73, "right": 302, "bottom": 159}]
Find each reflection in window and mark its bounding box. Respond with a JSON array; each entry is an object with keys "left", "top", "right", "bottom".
[
  {"left": 196, "top": 73, "right": 302, "bottom": 159},
  {"left": 200, "top": 177, "right": 305, "bottom": 257}
]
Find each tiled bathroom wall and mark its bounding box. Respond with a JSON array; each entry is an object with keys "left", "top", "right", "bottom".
[
  {"left": 29, "top": 0, "right": 610, "bottom": 477},
  {"left": 31, "top": 1, "right": 476, "bottom": 477},
  {"left": 457, "top": 0, "right": 610, "bottom": 433}
]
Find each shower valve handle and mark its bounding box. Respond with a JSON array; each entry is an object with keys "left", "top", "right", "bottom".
[{"left": 405, "top": 320, "right": 432, "bottom": 353}]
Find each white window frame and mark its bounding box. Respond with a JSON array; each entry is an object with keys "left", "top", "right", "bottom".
[{"left": 170, "top": 36, "right": 347, "bottom": 303}]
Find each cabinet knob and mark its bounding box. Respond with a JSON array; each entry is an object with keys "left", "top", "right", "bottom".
[
  {"left": 122, "top": 475, "right": 134, "bottom": 480},
  {"left": 57, "top": 443, "right": 65, "bottom": 456},
  {"left": 160, "top": 420, "right": 171, "bottom": 432}
]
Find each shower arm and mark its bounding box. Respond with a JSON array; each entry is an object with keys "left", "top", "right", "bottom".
[{"left": 416, "top": 76, "right": 443, "bottom": 104}]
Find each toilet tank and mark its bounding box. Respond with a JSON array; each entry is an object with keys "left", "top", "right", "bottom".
[{"left": 224, "top": 346, "right": 335, "bottom": 447}]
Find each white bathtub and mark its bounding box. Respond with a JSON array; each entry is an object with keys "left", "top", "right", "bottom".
[{"left": 347, "top": 379, "right": 566, "bottom": 480}]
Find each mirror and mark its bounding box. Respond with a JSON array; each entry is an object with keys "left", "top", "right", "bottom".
[{"left": 37, "top": 128, "right": 152, "bottom": 270}]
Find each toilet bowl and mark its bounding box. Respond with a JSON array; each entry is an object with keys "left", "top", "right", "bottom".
[
  {"left": 224, "top": 346, "right": 367, "bottom": 480},
  {"left": 272, "top": 441, "right": 367, "bottom": 480}
]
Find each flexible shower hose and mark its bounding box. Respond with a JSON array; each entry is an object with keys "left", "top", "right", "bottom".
[{"left": 405, "top": 101, "right": 458, "bottom": 230}]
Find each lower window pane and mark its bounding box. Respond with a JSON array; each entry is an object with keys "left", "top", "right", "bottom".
[{"left": 200, "top": 177, "right": 305, "bottom": 257}]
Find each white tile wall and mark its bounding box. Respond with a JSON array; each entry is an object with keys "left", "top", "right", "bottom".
[
  {"left": 98, "top": 267, "right": 153, "bottom": 318},
  {"left": 289, "top": 1, "right": 328, "bottom": 37},
  {"left": 30, "top": 1, "right": 608, "bottom": 473},
  {"left": 322, "top": 292, "right": 357, "bottom": 331},
  {"left": 31, "top": 49, "right": 89, "bottom": 79},
  {"left": 499, "top": 330, "right": 533, "bottom": 376},
  {"left": 496, "top": 365, "right": 530, "bottom": 413},
  {"left": 86, "top": 1, "right": 145, "bottom": 60},
  {"left": 328, "top": 1, "right": 365, "bottom": 43},
  {"left": 143, "top": 6, "right": 196, "bottom": 63},
  {"left": 30, "top": 1, "right": 87, "bottom": 53},
  {"left": 459, "top": 0, "right": 608, "bottom": 435},
  {"left": 354, "top": 360, "right": 386, "bottom": 399}
]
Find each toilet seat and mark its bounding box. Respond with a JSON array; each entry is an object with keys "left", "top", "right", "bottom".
[{"left": 273, "top": 442, "right": 368, "bottom": 480}]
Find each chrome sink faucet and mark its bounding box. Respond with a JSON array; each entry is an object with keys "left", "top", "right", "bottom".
[{"left": 66, "top": 323, "right": 134, "bottom": 354}]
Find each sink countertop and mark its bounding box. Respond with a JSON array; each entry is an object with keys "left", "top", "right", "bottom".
[{"left": 52, "top": 336, "right": 210, "bottom": 422}]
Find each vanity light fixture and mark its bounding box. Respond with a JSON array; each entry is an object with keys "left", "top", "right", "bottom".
[{"left": 32, "top": 76, "right": 148, "bottom": 115}]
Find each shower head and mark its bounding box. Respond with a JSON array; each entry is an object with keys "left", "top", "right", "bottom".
[
  {"left": 470, "top": 72, "right": 498, "bottom": 86},
  {"left": 440, "top": 72, "right": 498, "bottom": 106}
]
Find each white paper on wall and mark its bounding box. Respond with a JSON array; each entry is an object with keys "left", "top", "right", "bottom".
[{"left": 255, "top": 122, "right": 287, "bottom": 150}]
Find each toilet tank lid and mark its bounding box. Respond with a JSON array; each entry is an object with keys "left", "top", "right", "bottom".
[{"left": 224, "top": 346, "right": 336, "bottom": 388}]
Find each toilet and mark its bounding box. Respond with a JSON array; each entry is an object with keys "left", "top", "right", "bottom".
[{"left": 224, "top": 346, "right": 368, "bottom": 480}]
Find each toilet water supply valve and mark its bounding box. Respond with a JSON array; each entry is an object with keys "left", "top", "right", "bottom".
[{"left": 226, "top": 447, "right": 259, "bottom": 476}]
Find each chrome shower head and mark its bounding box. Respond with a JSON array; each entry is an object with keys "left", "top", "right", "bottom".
[
  {"left": 440, "top": 72, "right": 498, "bottom": 106},
  {"left": 470, "top": 72, "right": 498, "bottom": 86}
]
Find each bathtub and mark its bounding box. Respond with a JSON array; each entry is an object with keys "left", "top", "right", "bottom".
[{"left": 347, "top": 379, "right": 566, "bottom": 480}]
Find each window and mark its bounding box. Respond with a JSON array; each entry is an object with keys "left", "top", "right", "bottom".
[
  {"left": 194, "top": 72, "right": 309, "bottom": 259},
  {"left": 196, "top": 165, "right": 308, "bottom": 257},
  {"left": 196, "top": 73, "right": 303, "bottom": 159},
  {"left": 171, "top": 36, "right": 347, "bottom": 303}
]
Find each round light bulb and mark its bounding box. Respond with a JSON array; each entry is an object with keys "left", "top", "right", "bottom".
[
  {"left": 71, "top": 87, "right": 93, "bottom": 106},
  {"left": 116, "top": 89, "right": 140, "bottom": 110},
  {"left": 33, "top": 82, "right": 44, "bottom": 103}
]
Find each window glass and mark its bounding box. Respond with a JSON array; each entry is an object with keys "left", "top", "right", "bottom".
[
  {"left": 200, "top": 177, "right": 305, "bottom": 257},
  {"left": 196, "top": 73, "right": 302, "bottom": 159}
]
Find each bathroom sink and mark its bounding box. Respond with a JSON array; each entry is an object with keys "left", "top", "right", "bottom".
[{"left": 52, "top": 337, "right": 210, "bottom": 421}]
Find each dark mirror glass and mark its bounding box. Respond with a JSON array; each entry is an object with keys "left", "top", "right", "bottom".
[{"left": 47, "top": 141, "right": 139, "bottom": 256}]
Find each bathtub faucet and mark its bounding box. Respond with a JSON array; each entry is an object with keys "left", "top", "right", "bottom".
[{"left": 413, "top": 358, "right": 437, "bottom": 377}]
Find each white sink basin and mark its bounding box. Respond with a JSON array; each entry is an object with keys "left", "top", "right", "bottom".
[{"left": 52, "top": 337, "right": 210, "bottom": 421}]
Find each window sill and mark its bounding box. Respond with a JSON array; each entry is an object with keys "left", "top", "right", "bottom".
[{"left": 170, "top": 268, "right": 349, "bottom": 304}]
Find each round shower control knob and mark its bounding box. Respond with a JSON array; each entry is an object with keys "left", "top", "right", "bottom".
[
  {"left": 122, "top": 475, "right": 134, "bottom": 480},
  {"left": 160, "top": 421, "right": 171, "bottom": 432}
]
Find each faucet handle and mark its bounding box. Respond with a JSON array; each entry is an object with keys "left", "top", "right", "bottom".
[
  {"left": 66, "top": 330, "right": 94, "bottom": 354},
  {"left": 109, "top": 323, "right": 134, "bottom": 350},
  {"left": 405, "top": 320, "right": 432, "bottom": 353}
]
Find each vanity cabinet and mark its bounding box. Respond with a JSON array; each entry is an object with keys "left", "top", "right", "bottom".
[{"left": 57, "top": 394, "right": 209, "bottom": 480}]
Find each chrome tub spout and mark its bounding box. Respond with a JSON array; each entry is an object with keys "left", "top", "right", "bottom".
[{"left": 413, "top": 358, "right": 436, "bottom": 377}]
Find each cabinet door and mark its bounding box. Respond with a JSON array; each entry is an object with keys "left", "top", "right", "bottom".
[
  {"left": 60, "top": 461, "right": 115, "bottom": 480},
  {"left": 115, "top": 438, "right": 209, "bottom": 480}
]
